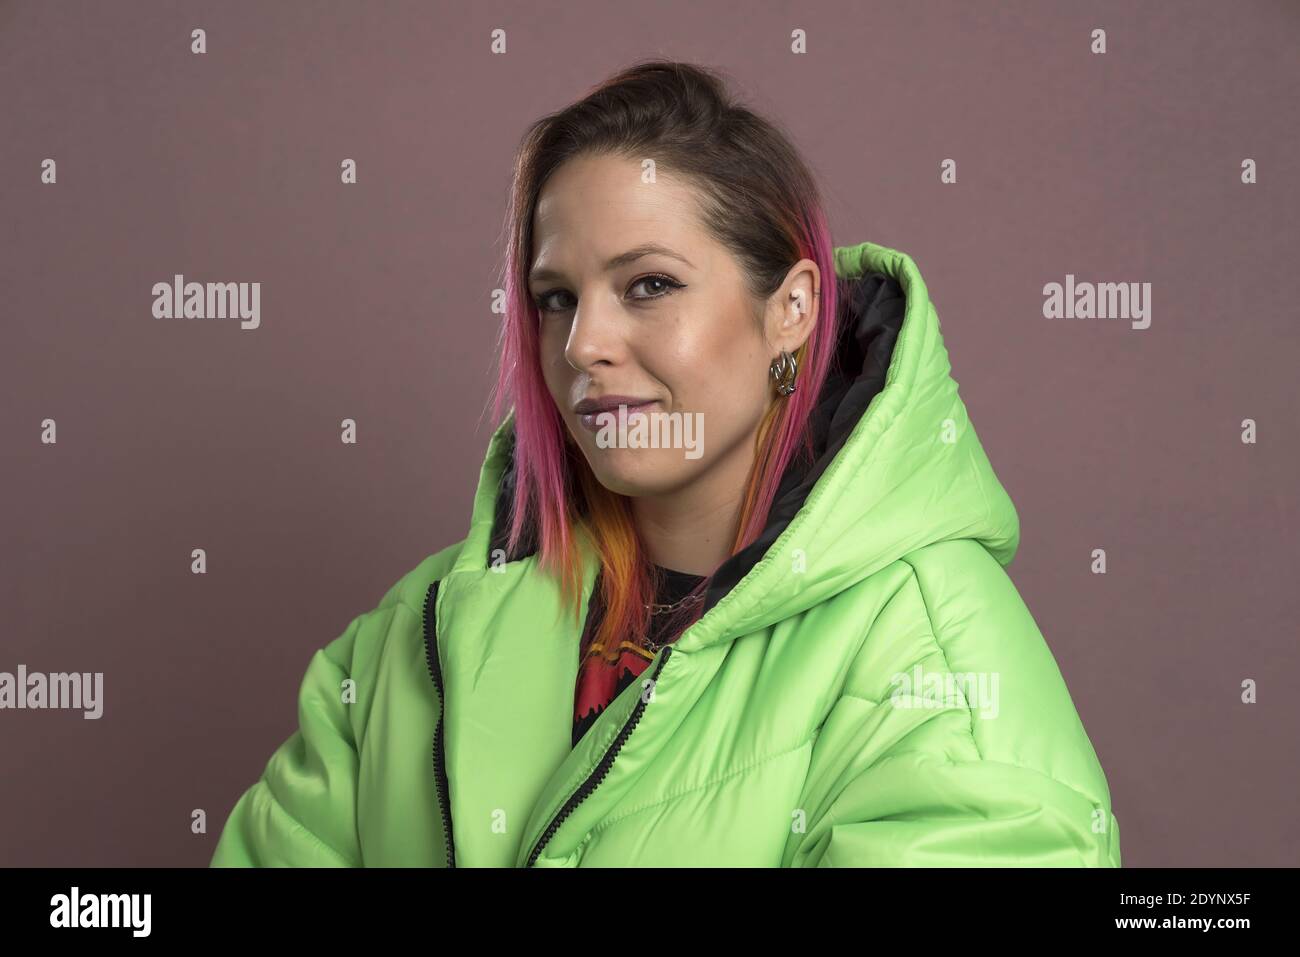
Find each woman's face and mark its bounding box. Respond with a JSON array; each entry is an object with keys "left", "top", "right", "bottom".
[{"left": 528, "top": 152, "right": 818, "bottom": 501}]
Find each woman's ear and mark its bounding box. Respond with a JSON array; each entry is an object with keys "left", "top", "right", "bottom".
[{"left": 765, "top": 259, "right": 820, "bottom": 355}]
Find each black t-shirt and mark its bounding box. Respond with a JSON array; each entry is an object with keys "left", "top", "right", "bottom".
[{"left": 572, "top": 564, "right": 706, "bottom": 748}]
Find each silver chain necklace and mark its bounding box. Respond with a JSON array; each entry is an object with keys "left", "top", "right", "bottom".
[{"left": 644, "top": 591, "right": 704, "bottom": 616}]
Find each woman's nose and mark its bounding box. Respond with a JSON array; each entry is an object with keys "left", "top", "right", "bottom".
[{"left": 564, "top": 297, "right": 624, "bottom": 372}]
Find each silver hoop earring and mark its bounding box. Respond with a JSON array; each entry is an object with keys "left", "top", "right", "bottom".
[{"left": 769, "top": 350, "right": 797, "bottom": 397}]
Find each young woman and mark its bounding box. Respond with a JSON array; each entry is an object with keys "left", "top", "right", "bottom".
[{"left": 212, "top": 59, "right": 1121, "bottom": 867}]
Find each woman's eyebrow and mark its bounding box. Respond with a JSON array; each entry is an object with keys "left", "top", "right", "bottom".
[{"left": 529, "top": 242, "right": 695, "bottom": 285}]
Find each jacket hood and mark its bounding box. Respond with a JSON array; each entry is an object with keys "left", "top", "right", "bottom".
[{"left": 457, "top": 240, "right": 1020, "bottom": 652}]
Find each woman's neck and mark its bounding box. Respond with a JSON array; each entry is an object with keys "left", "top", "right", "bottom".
[{"left": 630, "top": 434, "right": 755, "bottom": 577}]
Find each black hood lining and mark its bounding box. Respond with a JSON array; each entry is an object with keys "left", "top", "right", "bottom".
[{"left": 486, "top": 269, "right": 907, "bottom": 616}]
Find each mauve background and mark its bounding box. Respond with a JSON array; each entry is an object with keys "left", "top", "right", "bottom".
[{"left": 1, "top": 0, "right": 1297, "bottom": 867}]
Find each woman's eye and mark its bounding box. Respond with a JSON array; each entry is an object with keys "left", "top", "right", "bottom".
[
  {"left": 628, "top": 274, "right": 684, "bottom": 301},
  {"left": 533, "top": 290, "right": 575, "bottom": 314}
]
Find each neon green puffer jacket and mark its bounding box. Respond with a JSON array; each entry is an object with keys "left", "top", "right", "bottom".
[{"left": 211, "top": 240, "right": 1121, "bottom": 867}]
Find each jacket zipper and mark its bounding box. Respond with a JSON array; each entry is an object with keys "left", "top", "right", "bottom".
[
  {"left": 524, "top": 643, "right": 675, "bottom": 867},
  {"left": 421, "top": 580, "right": 456, "bottom": 868}
]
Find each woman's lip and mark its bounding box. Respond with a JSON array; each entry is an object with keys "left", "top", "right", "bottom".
[{"left": 577, "top": 400, "right": 658, "bottom": 432}]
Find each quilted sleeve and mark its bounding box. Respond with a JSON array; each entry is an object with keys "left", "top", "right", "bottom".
[
  {"left": 787, "top": 543, "right": 1122, "bottom": 867},
  {"left": 209, "top": 616, "right": 367, "bottom": 867},
  {"left": 210, "top": 540, "right": 464, "bottom": 867}
]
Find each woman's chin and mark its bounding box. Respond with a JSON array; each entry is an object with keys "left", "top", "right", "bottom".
[{"left": 585, "top": 449, "right": 697, "bottom": 497}]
